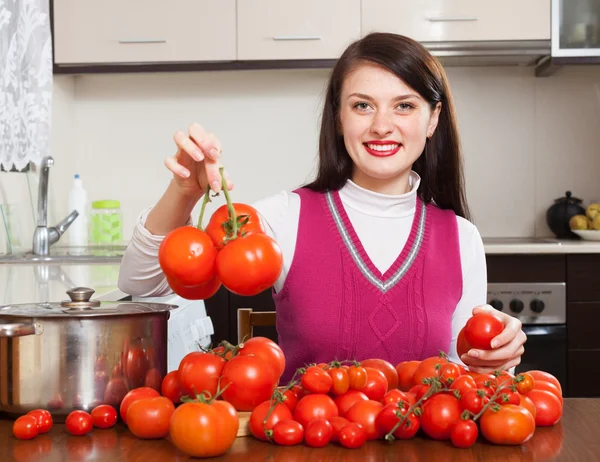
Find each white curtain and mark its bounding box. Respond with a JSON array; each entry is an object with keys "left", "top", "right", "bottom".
[{"left": 0, "top": 0, "right": 52, "bottom": 171}]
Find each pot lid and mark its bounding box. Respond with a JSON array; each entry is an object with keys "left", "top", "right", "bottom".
[
  {"left": 553, "top": 191, "right": 583, "bottom": 204},
  {"left": 0, "top": 287, "right": 177, "bottom": 318}
]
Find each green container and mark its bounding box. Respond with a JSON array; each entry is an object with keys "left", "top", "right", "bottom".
[{"left": 90, "top": 200, "right": 123, "bottom": 244}]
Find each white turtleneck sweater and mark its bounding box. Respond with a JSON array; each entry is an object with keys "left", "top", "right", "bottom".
[{"left": 118, "top": 172, "right": 487, "bottom": 363}]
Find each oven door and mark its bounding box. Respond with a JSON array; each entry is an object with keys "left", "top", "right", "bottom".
[{"left": 516, "top": 325, "right": 567, "bottom": 395}]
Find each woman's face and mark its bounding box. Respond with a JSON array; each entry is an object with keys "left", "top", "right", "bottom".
[{"left": 339, "top": 62, "right": 441, "bottom": 195}]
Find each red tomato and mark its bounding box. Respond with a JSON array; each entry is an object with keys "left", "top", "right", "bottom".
[
  {"left": 293, "top": 394, "right": 339, "bottom": 429},
  {"left": 328, "top": 416, "right": 351, "bottom": 443},
  {"left": 439, "top": 363, "right": 462, "bottom": 386},
  {"left": 519, "top": 394, "right": 537, "bottom": 420},
  {"left": 396, "top": 361, "right": 420, "bottom": 392},
  {"left": 13, "top": 415, "right": 38, "bottom": 440},
  {"left": 65, "top": 411, "right": 93, "bottom": 436},
  {"left": 26, "top": 409, "right": 53, "bottom": 434},
  {"left": 375, "top": 403, "right": 420, "bottom": 440},
  {"left": 495, "top": 390, "right": 521, "bottom": 406},
  {"left": 450, "top": 375, "right": 477, "bottom": 395},
  {"left": 361, "top": 367, "right": 388, "bottom": 402},
  {"left": 249, "top": 400, "right": 293, "bottom": 441},
  {"left": 420, "top": 394, "right": 462, "bottom": 440},
  {"left": 302, "top": 366, "right": 333, "bottom": 394},
  {"left": 515, "top": 373, "right": 535, "bottom": 395},
  {"left": 451, "top": 419, "right": 478, "bottom": 449},
  {"left": 216, "top": 233, "right": 283, "bottom": 296},
  {"left": 161, "top": 371, "right": 185, "bottom": 404},
  {"left": 119, "top": 387, "right": 160, "bottom": 423},
  {"left": 345, "top": 400, "right": 384, "bottom": 440},
  {"left": 347, "top": 365, "right": 368, "bottom": 390},
  {"left": 282, "top": 389, "right": 299, "bottom": 412},
  {"left": 305, "top": 419, "right": 333, "bottom": 448},
  {"left": 480, "top": 404, "right": 536, "bottom": 444},
  {"left": 206, "top": 203, "right": 266, "bottom": 249},
  {"left": 456, "top": 328, "right": 472, "bottom": 358},
  {"left": 334, "top": 390, "right": 369, "bottom": 417},
  {"left": 178, "top": 352, "right": 227, "bottom": 399},
  {"left": 460, "top": 389, "right": 487, "bottom": 414},
  {"left": 526, "top": 370, "right": 562, "bottom": 394},
  {"left": 412, "top": 356, "right": 448, "bottom": 387},
  {"left": 526, "top": 390, "right": 562, "bottom": 426},
  {"left": 328, "top": 367, "right": 350, "bottom": 396},
  {"left": 382, "top": 389, "right": 416, "bottom": 407},
  {"left": 91, "top": 405, "right": 118, "bottom": 429},
  {"left": 463, "top": 313, "right": 504, "bottom": 350},
  {"left": 272, "top": 419, "right": 304, "bottom": 446},
  {"left": 409, "top": 383, "right": 432, "bottom": 402},
  {"left": 127, "top": 396, "right": 175, "bottom": 439},
  {"left": 167, "top": 275, "right": 222, "bottom": 300},
  {"left": 170, "top": 400, "right": 239, "bottom": 458},
  {"left": 360, "top": 359, "right": 399, "bottom": 391},
  {"left": 125, "top": 347, "right": 149, "bottom": 389},
  {"left": 220, "top": 355, "right": 278, "bottom": 411},
  {"left": 532, "top": 380, "right": 563, "bottom": 404},
  {"left": 158, "top": 226, "right": 218, "bottom": 290},
  {"left": 338, "top": 422, "right": 367, "bottom": 449},
  {"left": 237, "top": 337, "right": 286, "bottom": 380}
]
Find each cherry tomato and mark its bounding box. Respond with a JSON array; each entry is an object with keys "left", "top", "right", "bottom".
[
  {"left": 65, "top": 411, "right": 93, "bottom": 436},
  {"left": 293, "top": 394, "right": 339, "bottom": 429},
  {"left": 334, "top": 390, "right": 369, "bottom": 417},
  {"left": 327, "top": 367, "right": 350, "bottom": 396},
  {"left": 328, "top": 416, "right": 351, "bottom": 443},
  {"left": 412, "top": 356, "right": 448, "bottom": 387},
  {"left": 205, "top": 203, "right": 266, "bottom": 249},
  {"left": 450, "top": 375, "right": 477, "bottom": 395},
  {"left": 382, "top": 389, "right": 416, "bottom": 407},
  {"left": 220, "top": 355, "right": 278, "bottom": 411},
  {"left": 460, "top": 389, "right": 487, "bottom": 414},
  {"left": 439, "top": 363, "right": 462, "bottom": 386},
  {"left": 237, "top": 337, "right": 286, "bottom": 380},
  {"left": 249, "top": 400, "right": 293, "bottom": 441},
  {"left": 127, "top": 396, "right": 175, "bottom": 439},
  {"left": 304, "top": 419, "right": 333, "bottom": 448},
  {"left": 216, "top": 233, "right": 283, "bottom": 296},
  {"left": 396, "top": 360, "right": 420, "bottom": 392},
  {"left": 421, "top": 394, "right": 462, "bottom": 441},
  {"left": 338, "top": 422, "right": 367, "bottom": 449},
  {"left": 91, "top": 405, "right": 118, "bottom": 429},
  {"left": 161, "top": 371, "right": 185, "bottom": 404},
  {"left": 282, "top": 389, "right": 299, "bottom": 412},
  {"left": 526, "top": 390, "right": 563, "bottom": 426},
  {"left": 375, "top": 403, "right": 420, "bottom": 440},
  {"left": 451, "top": 419, "right": 478, "bottom": 448},
  {"left": 13, "top": 415, "right": 39, "bottom": 440},
  {"left": 158, "top": 226, "right": 218, "bottom": 290},
  {"left": 342, "top": 364, "right": 363, "bottom": 391},
  {"left": 480, "top": 404, "right": 535, "bottom": 444},
  {"left": 119, "top": 387, "right": 160, "bottom": 423},
  {"left": 464, "top": 313, "right": 504, "bottom": 350},
  {"left": 515, "top": 373, "right": 535, "bottom": 395},
  {"left": 345, "top": 400, "right": 384, "bottom": 440},
  {"left": 302, "top": 366, "right": 333, "bottom": 394},
  {"left": 360, "top": 359, "right": 399, "bottom": 391},
  {"left": 272, "top": 419, "right": 304, "bottom": 446},
  {"left": 178, "top": 352, "right": 227, "bottom": 399},
  {"left": 361, "top": 367, "right": 388, "bottom": 402},
  {"left": 27, "top": 409, "right": 53, "bottom": 434}
]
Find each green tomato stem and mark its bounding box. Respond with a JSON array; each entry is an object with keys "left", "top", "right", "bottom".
[
  {"left": 197, "top": 191, "right": 212, "bottom": 230},
  {"left": 219, "top": 166, "right": 238, "bottom": 240}
]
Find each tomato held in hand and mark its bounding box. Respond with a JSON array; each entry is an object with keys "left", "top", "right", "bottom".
[
  {"left": 65, "top": 411, "right": 93, "bottom": 436},
  {"left": 158, "top": 226, "right": 218, "bottom": 289},
  {"left": 456, "top": 328, "right": 473, "bottom": 358},
  {"left": 27, "top": 409, "right": 53, "bottom": 434},
  {"left": 91, "top": 404, "right": 118, "bottom": 429},
  {"left": 464, "top": 313, "right": 504, "bottom": 350},
  {"left": 127, "top": 397, "right": 175, "bottom": 439},
  {"left": 480, "top": 404, "right": 535, "bottom": 444},
  {"left": 206, "top": 203, "right": 266, "bottom": 249},
  {"left": 216, "top": 233, "right": 283, "bottom": 296},
  {"left": 167, "top": 275, "right": 222, "bottom": 301},
  {"left": 13, "top": 415, "right": 39, "bottom": 440}
]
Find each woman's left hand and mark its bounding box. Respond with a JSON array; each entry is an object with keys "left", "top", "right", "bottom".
[{"left": 460, "top": 305, "right": 527, "bottom": 374}]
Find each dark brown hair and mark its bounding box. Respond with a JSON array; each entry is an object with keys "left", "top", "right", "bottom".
[{"left": 305, "top": 32, "right": 471, "bottom": 221}]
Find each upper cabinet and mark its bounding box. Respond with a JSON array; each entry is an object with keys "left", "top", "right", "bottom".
[
  {"left": 362, "top": 0, "right": 550, "bottom": 42},
  {"left": 53, "top": 0, "right": 236, "bottom": 65},
  {"left": 237, "top": 0, "right": 361, "bottom": 60}
]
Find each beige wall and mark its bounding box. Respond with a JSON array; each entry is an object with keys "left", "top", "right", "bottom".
[{"left": 3, "top": 64, "right": 600, "bottom": 248}]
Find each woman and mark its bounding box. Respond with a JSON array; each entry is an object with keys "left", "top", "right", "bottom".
[{"left": 118, "top": 33, "right": 526, "bottom": 382}]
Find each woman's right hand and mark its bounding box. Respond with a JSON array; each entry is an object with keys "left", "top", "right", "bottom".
[{"left": 166, "top": 123, "right": 233, "bottom": 197}]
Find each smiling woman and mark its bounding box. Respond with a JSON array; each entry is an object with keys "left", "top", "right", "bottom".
[{"left": 118, "top": 32, "right": 527, "bottom": 384}]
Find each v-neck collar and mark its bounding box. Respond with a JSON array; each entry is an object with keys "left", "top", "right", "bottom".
[{"left": 324, "top": 188, "right": 427, "bottom": 293}]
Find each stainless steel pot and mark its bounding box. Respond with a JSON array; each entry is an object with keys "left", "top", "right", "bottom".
[{"left": 0, "top": 287, "right": 176, "bottom": 419}]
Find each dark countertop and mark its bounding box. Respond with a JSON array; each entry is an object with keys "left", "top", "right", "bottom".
[{"left": 1, "top": 398, "right": 599, "bottom": 461}]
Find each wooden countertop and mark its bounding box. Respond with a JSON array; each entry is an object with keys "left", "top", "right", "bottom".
[{"left": 1, "top": 398, "right": 599, "bottom": 462}]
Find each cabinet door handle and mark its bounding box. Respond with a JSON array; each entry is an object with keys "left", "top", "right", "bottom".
[
  {"left": 118, "top": 39, "right": 168, "bottom": 44},
  {"left": 427, "top": 17, "right": 478, "bottom": 22},
  {"left": 272, "top": 36, "right": 321, "bottom": 41}
]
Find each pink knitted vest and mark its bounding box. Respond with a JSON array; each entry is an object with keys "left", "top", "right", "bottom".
[{"left": 274, "top": 187, "right": 462, "bottom": 384}]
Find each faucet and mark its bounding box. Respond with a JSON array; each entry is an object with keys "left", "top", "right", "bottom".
[{"left": 32, "top": 156, "right": 79, "bottom": 255}]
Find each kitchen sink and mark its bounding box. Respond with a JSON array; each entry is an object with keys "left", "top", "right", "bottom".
[{"left": 0, "top": 245, "right": 126, "bottom": 264}]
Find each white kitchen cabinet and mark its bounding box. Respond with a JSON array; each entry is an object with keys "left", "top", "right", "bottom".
[
  {"left": 362, "top": 0, "right": 550, "bottom": 42},
  {"left": 53, "top": 0, "right": 236, "bottom": 64},
  {"left": 237, "top": 0, "right": 361, "bottom": 60}
]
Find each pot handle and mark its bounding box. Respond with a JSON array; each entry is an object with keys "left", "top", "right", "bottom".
[{"left": 0, "top": 322, "right": 43, "bottom": 337}]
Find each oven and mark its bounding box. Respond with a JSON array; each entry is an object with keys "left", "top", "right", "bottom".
[{"left": 487, "top": 282, "right": 567, "bottom": 394}]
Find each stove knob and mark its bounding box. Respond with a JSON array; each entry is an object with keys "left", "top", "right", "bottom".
[
  {"left": 510, "top": 299, "right": 524, "bottom": 313},
  {"left": 530, "top": 299, "right": 545, "bottom": 313},
  {"left": 488, "top": 299, "right": 504, "bottom": 311}
]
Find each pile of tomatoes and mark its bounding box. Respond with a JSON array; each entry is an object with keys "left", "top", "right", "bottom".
[{"left": 159, "top": 175, "right": 283, "bottom": 299}]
